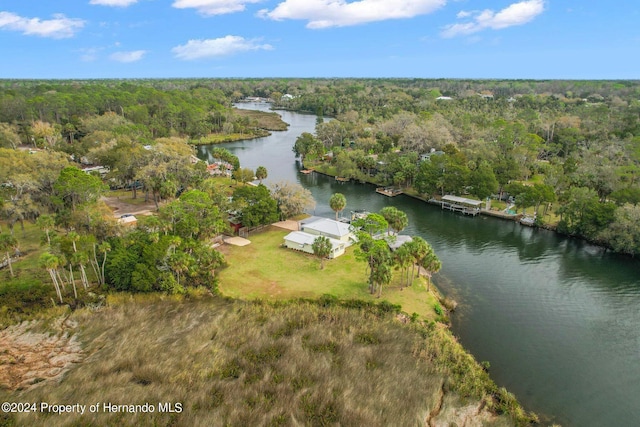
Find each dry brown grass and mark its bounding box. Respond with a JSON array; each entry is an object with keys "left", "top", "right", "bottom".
[{"left": 0, "top": 295, "right": 528, "bottom": 426}]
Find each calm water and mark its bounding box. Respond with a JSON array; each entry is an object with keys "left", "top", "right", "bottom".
[{"left": 198, "top": 103, "right": 640, "bottom": 427}]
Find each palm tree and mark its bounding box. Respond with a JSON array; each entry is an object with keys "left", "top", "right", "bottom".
[
  {"left": 68, "top": 232, "right": 90, "bottom": 289},
  {"left": 420, "top": 248, "right": 442, "bottom": 291},
  {"left": 168, "top": 251, "right": 191, "bottom": 286},
  {"left": 407, "top": 236, "right": 429, "bottom": 280},
  {"left": 36, "top": 214, "right": 55, "bottom": 246},
  {"left": 329, "top": 193, "right": 347, "bottom": 220},
  {"left": 92, "top": 241, "right": 111, "bottom": 286},
  {"left": 72, "top": 251, "right": 90, "bottom": 290},
  {"left": 0, "top": 233, "right": 18, "bottom": 277},
  {"left": 39, "top": 252, "right": 63, "bottom": 303},
  {"left": 312, "top": 236, "right": 332, "bottom": 270},
  {"left": 393, "top": 243, "right": 413, "bottom": 288},
  {"left": 380, "top": 206, "right": 409, "bottom": 235},
  {"left": 255, "top": 166, "right": 268, "bottom": 184}
]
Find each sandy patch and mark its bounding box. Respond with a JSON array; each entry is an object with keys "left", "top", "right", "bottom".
[
  {"left": 223, "top": 236, "right": 251, "bottom": 246},
  {"left": 272, "top": 220, "right": 300, "bottom": 231},
  {"left": 0, "top": 320, "right": 83, "bottom": 390}
]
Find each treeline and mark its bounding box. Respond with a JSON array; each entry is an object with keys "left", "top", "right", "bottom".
[
  {"left": 0, "top": 80, "right": 284, "bottom": 147},
  {"left": 282, "top": 79, "right": 640, "bottom": 256},
  {"left": 2, "top": 77, "right": 640, "bottom": 257}
]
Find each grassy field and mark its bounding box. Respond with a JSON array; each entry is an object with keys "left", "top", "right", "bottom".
[
  {"left": 106, "top": 189, "right": 152, "bottom": 205},
  {"left": 1, "top": 295, "right": 527, "bottom": 427},
  {"left": 0, "top": 221, "right": 49, "bottom": 284},
  {"left": 218, "top": 226, "right": 444, "bottom": 322},
  {"left": 232, "top": 108, "right": 289, "bottom": 131}
]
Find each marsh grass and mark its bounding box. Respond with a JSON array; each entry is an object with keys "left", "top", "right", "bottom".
[
  {"left": 1, "top": 296, "right": 531, "bottom": 426},
  {"left": 232, "top": 108, "right": 289, "bottom": 131}
]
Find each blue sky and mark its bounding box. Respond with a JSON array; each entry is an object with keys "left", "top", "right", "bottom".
[{"left": 0, "top": 0, "right": 638, "bottom": 79}]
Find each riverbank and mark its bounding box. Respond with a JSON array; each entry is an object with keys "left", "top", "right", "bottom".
[
  {"left": 309, "top": 164, "right": 574, "bottom": 237},
  {"left": 189, "top": 107, "right": 290, "bottom": 146},
  {"left": 218, "top": 103, "right": 640, "bottom": 426},
  {"left": 0, "top": 294, "right": 534, "bottom": 426},
  {"left": 189, "top": 130, "right": 271, "bottom": 146}
]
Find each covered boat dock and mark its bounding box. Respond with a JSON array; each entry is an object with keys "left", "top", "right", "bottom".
[{"left": 440, "top": 195, "right": 482, "bottom": 216}]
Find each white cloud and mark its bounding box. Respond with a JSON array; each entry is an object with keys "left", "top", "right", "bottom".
[
  {"left": 172, "top": 35, "right": 273, "bottom": 60},
  {"left": 90, "top": 0, "right": 139, "bottom": 6},
  {"left": 259, "top": 0, "right": 446, "bottom": 29},
  {"left": 0, "top": 11, "right": 85, "bottom": 38},
  {"left": 442, "top": 0, "right": 545, "bottom": 38},
  {"left": 110, "top": 50, "right": 147, "bottom": 62},
  {"left": 172, "top": 0, "right": 263, "bottom": 16}
]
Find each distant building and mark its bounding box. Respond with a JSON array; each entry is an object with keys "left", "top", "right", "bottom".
[
  {"left": 117, "top": 215, "right": 137, "bottom": 227},
  {"left": 82, "top": 165, "right": 110, "bottom": 177},
  {"left": 436, "top": 96, "right": 453, "bottom": 101},
  {"left": 206, "top": 161, "right": 233, "bottom": 176},
  {"left": 420, "top": 149, "right": 444, "bottom": 162}
]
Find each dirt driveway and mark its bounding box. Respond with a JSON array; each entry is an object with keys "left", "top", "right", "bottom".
[{"left": 101, "top": 195, "right": 157, "bottom": 217}]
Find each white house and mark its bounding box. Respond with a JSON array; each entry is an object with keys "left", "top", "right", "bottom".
[
  {"left": 283, "top": 231, "right": 347, "bottom": 259},
  {"left": 300, "top": 218, "right": 354, "bottom": 244}
]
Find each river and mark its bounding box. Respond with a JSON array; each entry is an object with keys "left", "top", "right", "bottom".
[{"left": 197, "top": 103, "right": 640, "bottom": 427}]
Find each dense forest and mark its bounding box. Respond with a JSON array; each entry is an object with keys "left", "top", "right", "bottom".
[
  {"left": 1, "top": 78, "right": 639, "bottom": 291},
  {"left": 277, "top": 79, "right": 640, "bottom": 255}
]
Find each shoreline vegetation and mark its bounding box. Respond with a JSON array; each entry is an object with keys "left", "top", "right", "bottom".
[
  {"left": 189, "top": 108, "right": 289, "bottom": 146},
  {"left": 0, "top": 211, "right": 538, "bottom": 426},
  {"left": 0, "top": 294, "right": 537, "bottom": 426}
]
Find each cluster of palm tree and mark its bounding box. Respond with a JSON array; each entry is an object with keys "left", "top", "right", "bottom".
[
  {"left": 348, "top": 204, "right": 441, "bottom": 297},
  {"left": 37, "top": 221, "right": 111, "bottom": 303}
]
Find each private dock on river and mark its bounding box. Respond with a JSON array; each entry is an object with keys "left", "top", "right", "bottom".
[{"left": 438, "top": 195, "right": 482, "bottom": 216}]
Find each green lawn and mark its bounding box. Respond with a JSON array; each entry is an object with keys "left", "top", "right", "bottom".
[
  {"left": 218, "top": 227, "right": 442, "bottom": 321},
  {"left": 106, "top": 189, "right": 152, "bottom": 205},
  {"left": 0, "top": 221, "right": 48, "bottom": 281}
]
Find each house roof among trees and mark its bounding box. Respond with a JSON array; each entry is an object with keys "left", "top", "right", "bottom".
[{"left": 302, "top": 218, "right": 352, "bottom": 238}]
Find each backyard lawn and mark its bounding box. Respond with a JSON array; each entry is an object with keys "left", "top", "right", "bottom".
[{"left": 218, "top": 226, "right": 442, "bottom": 321}]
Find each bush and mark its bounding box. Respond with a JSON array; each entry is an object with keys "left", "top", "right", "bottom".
[{"left": 434, "top": 303, "right": 443, "bottom": 316}]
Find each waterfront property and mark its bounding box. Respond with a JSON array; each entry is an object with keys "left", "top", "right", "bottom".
[
  {"left": 299, "top": 217, "right": 354, "bottom": 244},
  {"left": 283, "top": 230, "right": 347, "bottom": 258},
  {"left": 439, "top": 195, "right": 482, "bottom": 216},
  {"left": 282, "top": 217, "right": 355, "bottom": 259}
]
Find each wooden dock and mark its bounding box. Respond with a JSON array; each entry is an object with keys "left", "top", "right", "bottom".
[
  {"left": 376, "top": 187, "right": 403, "bottom": 197},
  {"left": 300, "top": 169, "right": 314, "bottom": 174}
]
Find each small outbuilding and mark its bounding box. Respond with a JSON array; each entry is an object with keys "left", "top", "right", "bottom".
[
  {"left": 387, "top": 235, "right": 413, "bottom": 251},
  {"left": 117, "top": 215, "right": 137, "bottom": 227}
]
